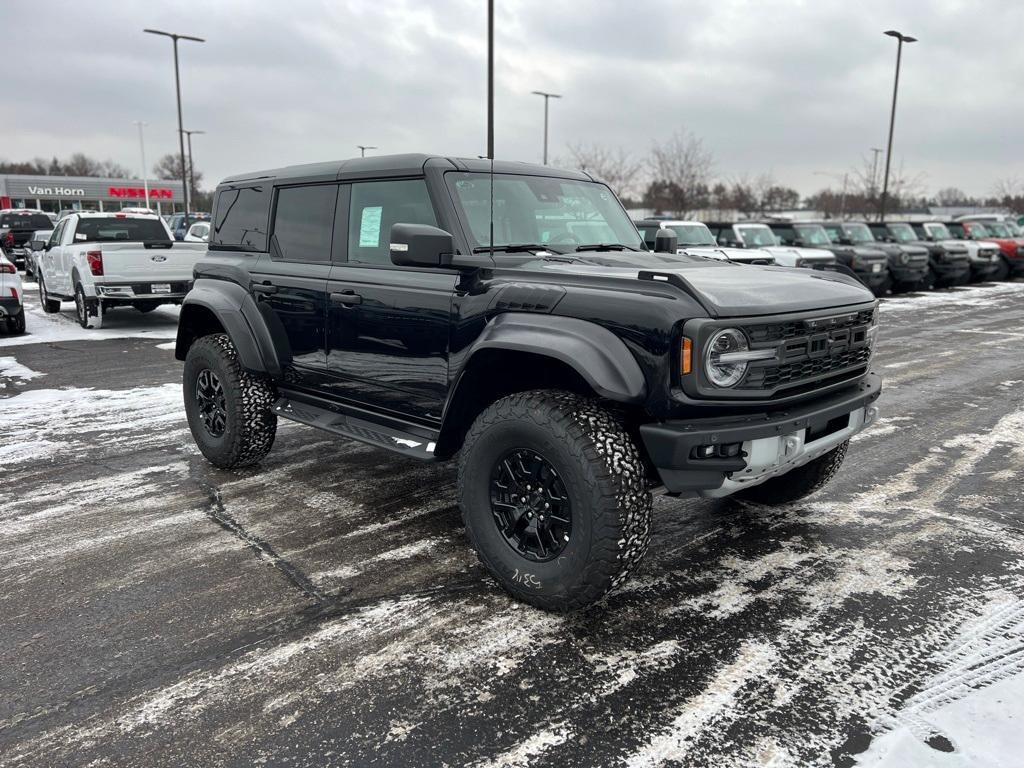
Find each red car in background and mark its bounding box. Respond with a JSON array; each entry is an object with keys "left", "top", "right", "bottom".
[{"left": 947, "top": 220, "right": 1024, "bottom": 280}]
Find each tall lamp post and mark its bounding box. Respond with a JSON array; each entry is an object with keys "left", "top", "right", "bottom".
[
  {"left": 531, "top": 90, "right": 562, "bottom": 165},
  {"left": 143, "top": 28, "right": 204, "bottom": 225},
  {"left": 133, "top": 121, "right": 150, "bottom": 209},
  {"left": 182, "top": 129, "right": 205, "bottom": 206},
  {"left": 879, "top": 29, "right": 916, "bottom": 222},
  {"left": 356, "top": 145, "right": 377, "bottom": 157},
  {"left": 487, "top": 0, "right": 493, "bottom": 159}
]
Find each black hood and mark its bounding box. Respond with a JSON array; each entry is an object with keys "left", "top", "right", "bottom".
[{"left": 520, "top": 252, "right": 875, "bottom": 317}]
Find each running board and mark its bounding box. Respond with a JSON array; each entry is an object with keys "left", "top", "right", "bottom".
[{"left": 272, "top": 397, "right": 439, "bottom": 460}]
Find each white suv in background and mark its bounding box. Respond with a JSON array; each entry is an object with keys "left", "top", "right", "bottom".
[
  {"left": 0, "top": 251, "right": 26, "bottom": 334},
  {"left": 634, "top": 219, "right": 775, "bottom": 265}
]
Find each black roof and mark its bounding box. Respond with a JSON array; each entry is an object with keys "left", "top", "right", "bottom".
[{"left": 220, "top": 153, "right": 595, "bottom": 186}]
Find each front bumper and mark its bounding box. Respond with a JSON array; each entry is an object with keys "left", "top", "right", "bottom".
[
  {"left": 888, "top": 263, "right": 929, "bottom": 284},
  {"left": 641, "top": 373, "right": 881, "bottom": 496},
  {"left": 931, "top": 258, "right": 970, "bottom": 282},
  {"left": 970, "top": 260, "right": 999, "bottom": 279},
  {"left": 852, "top": 265, "right": 889, "bottom": 288}
]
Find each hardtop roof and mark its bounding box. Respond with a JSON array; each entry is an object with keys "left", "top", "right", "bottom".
[{"left": 218, "top": 153, "right": 596, "bottom": 187}]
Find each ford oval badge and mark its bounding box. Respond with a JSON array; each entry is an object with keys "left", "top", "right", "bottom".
[{"left": 151, "top": 255, "right": 167, "bottom": 262}]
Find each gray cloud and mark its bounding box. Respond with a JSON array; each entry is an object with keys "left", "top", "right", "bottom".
[{"left": 3, "top": 0, "right": 1021, "bottom": 197}]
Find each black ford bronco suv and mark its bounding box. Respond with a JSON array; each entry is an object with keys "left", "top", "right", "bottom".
[{"left": 175, "top": 154, "right": 881, "bottom": 611}]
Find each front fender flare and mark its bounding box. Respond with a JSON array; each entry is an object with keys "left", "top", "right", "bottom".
[{"left": 466, "top": 313, "right": 647, "bottom": 403}]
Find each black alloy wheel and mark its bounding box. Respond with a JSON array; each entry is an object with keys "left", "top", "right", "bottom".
[
  {"left": 490, "top": 448, "right": 572, "bottom": 562},
  {"left": 195, "top": 368, "right": 228, "bottom": 438}
]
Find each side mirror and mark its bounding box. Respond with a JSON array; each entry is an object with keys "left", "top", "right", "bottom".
[
  {"left": 29, "top": 239, "right": 43, "bottom": 251},
  {"left": 653, "top": 229, "right": 678, "bottom": 254},
  {"left": 389, "top": 223, "right": 454, "bottom": 267}
]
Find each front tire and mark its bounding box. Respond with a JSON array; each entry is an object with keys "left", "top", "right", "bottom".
[
  {"left": 183, "top": 333, "right": 278, "bottom": 469},
  {"left": 737, "top": 440, "right": 849, "bottom": 505},
  {"left": 38, "top": 276, "right": 60, "bottom": 314},
  {"left": 458, "top": 390, "right": 652, "bottom": 611},
  {"left": 992, "top": 258, "right": 1010, "bottom": 282}
]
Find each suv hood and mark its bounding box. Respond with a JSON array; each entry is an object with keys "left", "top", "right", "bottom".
[
  {"left": 677, "top": 246, "right": 774, "bottom": 265},
  {"left": 763, "top": 246, "right": 835, "bottom": 263},
  {"left": 526, "top": 252, "right": 875, "bottom": 317}
]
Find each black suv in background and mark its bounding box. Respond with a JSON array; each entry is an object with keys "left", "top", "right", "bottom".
[
  {"left": 0, "top": 210, "right": 54, "bottom": 270},
  {"left": 821, "top": 221, "right": 929, "bottom": 293},
  {"left": 175, "top": 154, "right": 881, "bottom": 612},
  {"left": 870, "top": 221, "right": 974, "bottom": 285},
  {"left": 766, "top": 220, "right": 889, "bottom": 294}
]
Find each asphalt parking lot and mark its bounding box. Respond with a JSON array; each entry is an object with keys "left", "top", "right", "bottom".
[{"left": 1, "top": 280, "right": 1023, "bottom": 767}]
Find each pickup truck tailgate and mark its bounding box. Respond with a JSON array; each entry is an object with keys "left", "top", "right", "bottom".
[{"left": 95, "top": 242, "right": 207, "bottom": 282}]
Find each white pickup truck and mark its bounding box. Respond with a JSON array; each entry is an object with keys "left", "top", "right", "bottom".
[{"left": 35, "top": 212, "right": 206, "bottom": 328}]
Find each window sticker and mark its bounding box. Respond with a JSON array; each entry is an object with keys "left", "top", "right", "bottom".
[{"left": 359, "top": 206, "right": 383, "bottom": 248}]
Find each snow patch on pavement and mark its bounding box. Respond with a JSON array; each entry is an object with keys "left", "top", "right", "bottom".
[
  {"left": 0, "top": 355, "right": 45, "bottom": 380},
  {"left": 0, "top": 301, "right": 180, "bottom": 348}
]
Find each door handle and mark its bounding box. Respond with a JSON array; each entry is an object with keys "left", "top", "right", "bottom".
[
  {"left": 252, "top": 283, "right": 278, "bottom": 295},
  {"left": 330, "top": 291, "right": 362, "bottom": 306}
]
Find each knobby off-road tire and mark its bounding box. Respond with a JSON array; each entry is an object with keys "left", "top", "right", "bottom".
[
  {"left": 183, "top": 333, "right": 278, "bottom": 469},
  {"left": 38, "top": 276, "right": 60, "bottom": 314},
  {"left": 737, "top": 439, "right": 850, "bottom": 505},
  {"left": 458, "top": 390, "right": 652, "bottom": 612},
  {"left": 991, "top": 258, "right": 1010, "bottom": 282}
]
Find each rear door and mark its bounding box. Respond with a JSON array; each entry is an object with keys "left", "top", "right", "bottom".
[
  {"left": 323, "top": 177, "right": 457, "bottom": 424},
  {"left": 249, "top": 183, "right": 339, "bottom": 386}
]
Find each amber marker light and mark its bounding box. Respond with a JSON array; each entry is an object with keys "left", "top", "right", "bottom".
[{"left": 680, "top": 337, "right": 693, "bottom": 375}]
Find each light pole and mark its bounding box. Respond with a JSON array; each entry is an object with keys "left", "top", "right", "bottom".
[
  {"left": 133, "top": 121, "right": 150, "bottom": 209},
  {"left": 182, "top": 129, "right": 205, "bottom": 205},
  {"left": 487, "top": 0, "right": 493, "bottom": 159},
  {"left": 144, "top": 28, "right": 204, "bottom": 224},
  {"left": 531, "top": 90, "right": 562, "bottom": 165},
  {"left": 879, "top": 29, "right": 916, "bottom": 222},
  {"left": 356, "top": 145, "right": 377, "bottom": 158}
]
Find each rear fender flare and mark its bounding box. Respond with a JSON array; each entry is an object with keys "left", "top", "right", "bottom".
[
  {"left": 461, "top": 313, "right": 647, "bottom": 403},
  {"left": 175, "top": 279, "right": 287, "bottom": 377}
]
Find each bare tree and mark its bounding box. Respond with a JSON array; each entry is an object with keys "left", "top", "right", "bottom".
[
  {"left": 563, "top": 143, "right": 643, "bottom": 200},
  {"left": 645, "top": 129, "right": 714, "bottom": 216},
  {"left": 935, "top": 187, "right": 971, "bottom": 207},
  {"left": 992, "top": 177, "right": 1024, "bottom": 200},
  {"left": 154, "top": 153, "right": 203, "bottom": 192}
]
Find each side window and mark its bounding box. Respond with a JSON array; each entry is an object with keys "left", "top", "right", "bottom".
[
  {"left": 48, "top": 221, "right": 65, "bottom": 247},
  {"left": 348, "top": 179, "right": 437, "bottom": 265},
  {"left": 211, "top": 185, "right": 271, "bottom": 251},
  {"left": 271, "top": 184, "right": 338, "bottom": 263}
]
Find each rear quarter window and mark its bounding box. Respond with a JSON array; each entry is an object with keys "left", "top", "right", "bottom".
[{"left": 210, "top": 185, "right": 271, "bottom": 251}]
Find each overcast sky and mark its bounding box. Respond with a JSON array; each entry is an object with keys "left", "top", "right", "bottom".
[{"left": 3, "top": 0, "right": 1021, "bottom": 197}]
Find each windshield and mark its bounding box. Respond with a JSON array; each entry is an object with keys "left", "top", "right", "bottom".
[
  {"left": 887, "top": 223, "right": 917, "bottom": 243},
  {"left": 926, "top": 223, "right": 953, "bottom": 239},
  {"left": 73, "top": 217, "right": 171, "bottom": 243},
  {"left": 447, "top": 172, "right": 643, "bottom": 252},
  {"left": 793, "top": 224, "right": 832, "bottom": 245},
  {"left": 845, "top": 223, "right": 875, "bottom": 243},
  {"left": 982, "top": 221, "right": 1011, "bottom": 237},
  {"left": 0, "top": 213, "right": 53, "bottom": 230},
  {"left": 822, "top": 224, "right": 843, "bottom": 243},
  {"left": 965, "top": 222, "right": 989, "bottom": 238},
  {"left": 669, "top": 223, "right": 717, "bottom": 246},
  {"left": 735, "top": 225, "right": 778, "bottom": 247},
  {"left": 1005, "top": 221, "right": 1022, "bottom": 236}
]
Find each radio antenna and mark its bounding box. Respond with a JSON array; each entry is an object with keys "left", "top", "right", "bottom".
[{"left": 487, "top": 0, "right": 495, "bottom": 256}]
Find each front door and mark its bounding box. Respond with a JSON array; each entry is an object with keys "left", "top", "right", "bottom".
[
  {"left": 248, "top": 183, "right": 340, "bottom": 388},
  {"left": 323, "top": 178, "right": 456, "bottom": 424}
]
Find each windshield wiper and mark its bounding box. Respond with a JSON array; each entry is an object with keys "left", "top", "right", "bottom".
[
  {"left": 472, "top": 243, "right": 554, "bottom": 254},
  {"left": 574, "top": 243, "right": 642, "bottom": 252}
]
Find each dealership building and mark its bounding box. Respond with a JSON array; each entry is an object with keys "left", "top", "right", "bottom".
[{"left": 0, "top": 174, "right": 187, "bottom": 215}]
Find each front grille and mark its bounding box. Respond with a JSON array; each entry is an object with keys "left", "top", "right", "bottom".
[
  {"left": 744, "top": 308, "right": 875, "bottom": 343},
  {"left": 734, "top": 309, "right": 875, "bottom": 395}
]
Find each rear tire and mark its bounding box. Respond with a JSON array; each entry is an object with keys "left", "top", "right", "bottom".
[
  {"left": 183, "top": 333, "right": 278, "bottom": 469},
  {"left": 737, "top": 441, "right": 849, "bottom": 505},
  {"left": 457, "top": 390, "right": 652, "bottom": 611},
  {"left": 38, "top": 276, "right": 60, "bottom": 313},
  {"left": 74, "top": 283, "right": 93, "bottom": 329},
  {"left": 7, "top": 309, "right": 25, "bottom": 335}
]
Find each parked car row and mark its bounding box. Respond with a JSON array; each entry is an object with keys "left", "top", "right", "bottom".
[{"left": 633, "top": 215, "right": 1022, "bottom": 296}]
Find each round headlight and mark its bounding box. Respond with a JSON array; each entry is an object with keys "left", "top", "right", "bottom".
[
  {"left": 705, "top": 328, "right": 749, "bottom": 388},
  {"left": 899, "top": 251, "right": 910, "bottom": 265}
]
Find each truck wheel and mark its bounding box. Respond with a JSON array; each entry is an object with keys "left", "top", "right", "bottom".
[
  {"left": 992, "top": 258, "right": 1010, "bottom": 282},
  {"left": 7, "top": 309, "right": 26, "bottom": 335},
  {"left": 183, "top": 333, "right": 277, "bottom": 469},
  {"left": 737, "top": 440, "right": 849, "bottom": 505},
  {"left": 74, "top": 284, "right": 93, "bottom": 329},
  {"left": 458, "top": 390, "right": 652, "bottom": 611},
  {"left": 38, "top": 276, "right": 61, "bottom": 314}
]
